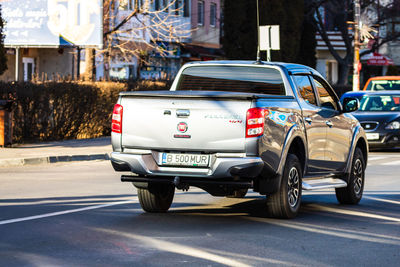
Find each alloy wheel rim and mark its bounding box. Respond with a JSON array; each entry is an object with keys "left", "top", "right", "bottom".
[
  {"left": 287, "top": 167, "right": 300, "bottom": 208},
  {"left": 353, "top": 159, "right": 363, "bottom": 195}
]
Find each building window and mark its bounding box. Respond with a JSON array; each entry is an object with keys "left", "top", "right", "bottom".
[
  {"left": 155, "top": 0, "right": 160, "bottom": 10},
  {"left": 162, "top": 0, "right": 168, "bottom": 12},
  {"left": 387, "top": 20, "right": 400, "bottom": 40},
  {"left": 198, "top": 1, "right": 204, "bottom": 25},
  {"left": 210, "top": 3, "right": 217, "bottom": 27},
  {"left": 119, "top": 0, "right": 134, "bottom": 11},
  {"left": 183, "top": 0, "right": 189, "bottom": 17}
]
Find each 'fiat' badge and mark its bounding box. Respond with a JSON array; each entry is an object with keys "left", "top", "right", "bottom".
[{"left": 177, "top": 122, "right": 188, "bottom": 133}]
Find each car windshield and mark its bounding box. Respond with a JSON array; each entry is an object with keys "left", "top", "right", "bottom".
[
  {"left": 176, "top": 65, "right": 286, "bottom": 95},
  {"left": 366, "top": 80, "right": 400, "bottom": 91},
  {"left": 359, "top": 95, "right": 400, "bottom": 111}
]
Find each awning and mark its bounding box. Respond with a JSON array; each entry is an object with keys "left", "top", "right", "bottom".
[{"left": 363, "top": 52, "right": 394, "bottom": 66}]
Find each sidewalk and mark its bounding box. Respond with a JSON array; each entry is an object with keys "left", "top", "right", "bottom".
[{"left": 0, "top": 137, "right": 112, "bottom": 167}]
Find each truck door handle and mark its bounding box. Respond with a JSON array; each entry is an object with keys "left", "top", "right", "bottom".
[
  {"left": 326, "top": 120, "right": 333, "bottom": 127},
  {"left": 304, "top": 117, "right": 312, "bottom": 124},
  {"left": 176, "top": 109, "right": 190, "bottom": 118}
]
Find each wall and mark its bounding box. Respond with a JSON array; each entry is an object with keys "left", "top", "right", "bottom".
[
  {"left": 36, "top": 48, "right": 74, "bottom": 80},
  {"left": 387, "top": 42, "right": 400, "bottom": 66},
  {"left": 191, "top": 0, "right": 220, "bottom": 48},
  {"left": 316, "top": 49, "right": 346, "bottom": 84},
  {"left": 0, "top": 48, "right": 74, "bottom": 82},
  {"left": 0, "top": 54, "right": 19, "bottom": 82}
]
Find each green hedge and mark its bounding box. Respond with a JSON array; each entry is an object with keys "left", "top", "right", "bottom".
[{"left": 0, "top": 81, "right": 170, "bottom": 143}]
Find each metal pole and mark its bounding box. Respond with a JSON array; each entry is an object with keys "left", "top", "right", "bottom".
[
  {"left": 353, "top": 0, "right": 361, "bottom": 91},
  {"left": 15, "top": 47, "right": 19, "bottom": 82},
  {"left": 256, "top": 0, "right": 261, "bottom": 62},
  {"left": 377, "top": 0, "right": 380, "bottom": 51},
  {"left": 77, "top": 47, "right": 81, "bottom": 80},
  {"left": 72, "top": 47, "right": 75, "bottom": 80}
]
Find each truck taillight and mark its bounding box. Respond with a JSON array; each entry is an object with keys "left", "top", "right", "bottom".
[
  {"left": 112, "top": 104, "right": 123, "bottom": 134},
  {"left": 246, "top": 108, "right": 268, "bottom": 138}
]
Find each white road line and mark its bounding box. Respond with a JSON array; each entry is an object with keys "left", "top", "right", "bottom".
[
  {"left": 246, "top": 217, "right": 400, "bottom": 245},
  {"left": 99, "top": 229, "right": 254, "bottom": 267},
  {"left": 368, "top": 156, "right": 389, "bottom": 161},
  {"left": 381, "top": 160, "right": 400, "bottom": 166},
  {"left": 307, "top": 204, "right": 400, "bottom": 223},
  {"left": 0, "top": 199, "right": 137, "bottom": 226},
  {"left": 364, "top": 196, "right": 400, "bottom": 205}
]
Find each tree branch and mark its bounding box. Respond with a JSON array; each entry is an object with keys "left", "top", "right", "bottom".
[
  {"left": 315, "top": 7, "right": 346, "bottom": 64},
  {"left": 104, "top": 9, "right": 142, "bottom": 37}
]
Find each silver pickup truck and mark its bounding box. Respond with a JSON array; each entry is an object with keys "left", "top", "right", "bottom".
[{"left": 111, "top": 61, "right": 368, "bottom": 218}]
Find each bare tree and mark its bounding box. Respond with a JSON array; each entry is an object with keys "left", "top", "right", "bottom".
[
  {"left": 307, "top": 0, "right": 400, "bottom": 85},
  {"left": 85, "top": 0, "right": 191, "bottom": 80}
]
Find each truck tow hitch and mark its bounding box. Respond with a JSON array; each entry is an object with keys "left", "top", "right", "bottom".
[{"left": 174, "top": 176, "right": 190, "bottom": 191}]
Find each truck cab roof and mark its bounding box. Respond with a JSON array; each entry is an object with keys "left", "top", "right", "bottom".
[{"left": 183, "top": 60, "right": 321, "bottom": 77}]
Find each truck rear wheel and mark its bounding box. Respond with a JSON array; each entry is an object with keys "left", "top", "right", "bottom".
[
  {"left": 335, "top": 148, "right": 365, "bottom": 204},
  {"left": 137, "top": 184, "right": 175, "bottom": 213},
  {"left": 266, "top": 154, "right": 302, "bottom": 219}
]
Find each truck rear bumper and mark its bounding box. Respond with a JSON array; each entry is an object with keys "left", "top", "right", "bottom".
[{"left": 111, "top": 152, "right": 264, "bottom": 179}]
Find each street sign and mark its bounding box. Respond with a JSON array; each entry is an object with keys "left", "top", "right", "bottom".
[{"left": 259, "top": 25, "right": 280, "bottom": 51}]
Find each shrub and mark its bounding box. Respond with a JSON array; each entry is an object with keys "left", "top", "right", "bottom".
[{"left": 0, "top": 80, "right": 170, "bottom": 143}]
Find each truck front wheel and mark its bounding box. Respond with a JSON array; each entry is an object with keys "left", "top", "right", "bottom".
[
  {"left": 266, "top": 154, "right": 302, "bottom": 219},
  {"left": 137, "top": 184, "right": 175, "bottom": 213},
  {"left": 335, "top": 148, "right": 365, "bottom": 204}
]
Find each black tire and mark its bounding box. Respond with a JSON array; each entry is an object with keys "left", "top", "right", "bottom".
[
  {"left": 226, "top": 188, "right": 248, "bottom": 198},
  {"left": 137, "top": 184, "right": 175, "bottom": 212},
  {"left": 335, "top": 148, "right": 365, "bottom": 204},
  {"left": 266, "top": 154, "right": 302, "bottom": 219}
]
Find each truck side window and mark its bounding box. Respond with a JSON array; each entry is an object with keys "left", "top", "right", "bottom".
[
  {"left": 293, "top": 75, "right": 317, "bottom": 106},
  {"left": 312, "top": 78, "right": 338, "bottom": 110}
]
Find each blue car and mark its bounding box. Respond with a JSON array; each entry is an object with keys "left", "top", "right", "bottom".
[{"left": 341, "top": 90, "right": 400, "bottom": 149}]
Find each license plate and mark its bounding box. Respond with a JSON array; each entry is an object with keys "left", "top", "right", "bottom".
[
  {"left": 366, "top": 133, "right": 379, "bottom": 140},
  {"left": 161, "top": 153, "right": 210, "bottom": 167}
]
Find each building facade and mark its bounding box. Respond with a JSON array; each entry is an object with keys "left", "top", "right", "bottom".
[
  {"left": 190, "top": 0, "right": 220, "bottom": 49},
  {"left": 316, "top": 1, "right": 400, "bottom": 87},
  {"left": 103, "top": 0, "right": 222, "bottom": 81},
  {"left": 102, "top": 0, "right": 192, "bottom": 80}
]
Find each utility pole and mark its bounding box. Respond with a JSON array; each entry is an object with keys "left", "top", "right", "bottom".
[
  {"left": 256, "top": 0, "right": 261, "bottom": 62},
  {"left": 353, "top": 0, "right": 361, "bottom": 91}
]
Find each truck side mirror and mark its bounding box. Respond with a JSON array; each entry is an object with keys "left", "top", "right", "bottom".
[{"left": 342, "top": 97, "right": 359, "bottom": 113}]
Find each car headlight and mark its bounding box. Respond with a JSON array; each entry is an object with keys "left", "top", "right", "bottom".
[{"left": 385, "top": 121, "right": 400, "bottom": 130}]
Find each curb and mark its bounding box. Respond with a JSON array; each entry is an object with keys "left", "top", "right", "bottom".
[{"left": 0, "top": 153, "right": 110, "bottom": 168}]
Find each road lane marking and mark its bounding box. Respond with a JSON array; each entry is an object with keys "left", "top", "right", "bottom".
[
  {"left": 245, "top": 217, "right": 400, "bottom": 245},
  {"left": 306, "top": 204, "right": 400, "bottom": 223},
  {"left": 0, "top": 199, "right": 137, "bottom": 226},
  {"left": 365, "top": 196, "right": 400, "bottom": 205},
  {"left": 381, "top": 160, "right": 400, "bottom": 166},
  {"left": 368, "top": 156, "right": 388, "bottom": 161},
  {"left": 98, "top": 229, "right": 257, "bottom": 267},
  {"left": 201, "top": 248, "right": 305, "bottom": 266}
]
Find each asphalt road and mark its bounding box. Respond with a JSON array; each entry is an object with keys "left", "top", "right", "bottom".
[{"left": 1, "top": 152, "right": 399, "bottom": 266}]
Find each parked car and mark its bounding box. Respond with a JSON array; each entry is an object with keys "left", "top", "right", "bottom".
[
  {"left": 342, "top": 90, "right": 400, "bottom": 149},
  {"left": 340, "top": 91, "right": 366, "bottom": 103},
  {"left": 363, "top": 76, "right": 400, "bottom": 91},
  {"left": 111, "top": 61, "right": 368, "bottom": 219}
]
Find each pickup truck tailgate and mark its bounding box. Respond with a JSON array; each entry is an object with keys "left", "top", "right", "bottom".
[{"left": 120, "top": 96, "right": 252, "bottom": 152}]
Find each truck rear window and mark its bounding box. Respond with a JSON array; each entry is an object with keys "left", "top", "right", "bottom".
[{"left": 176, "top": 66, "right": 286, "bottom": 95}]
